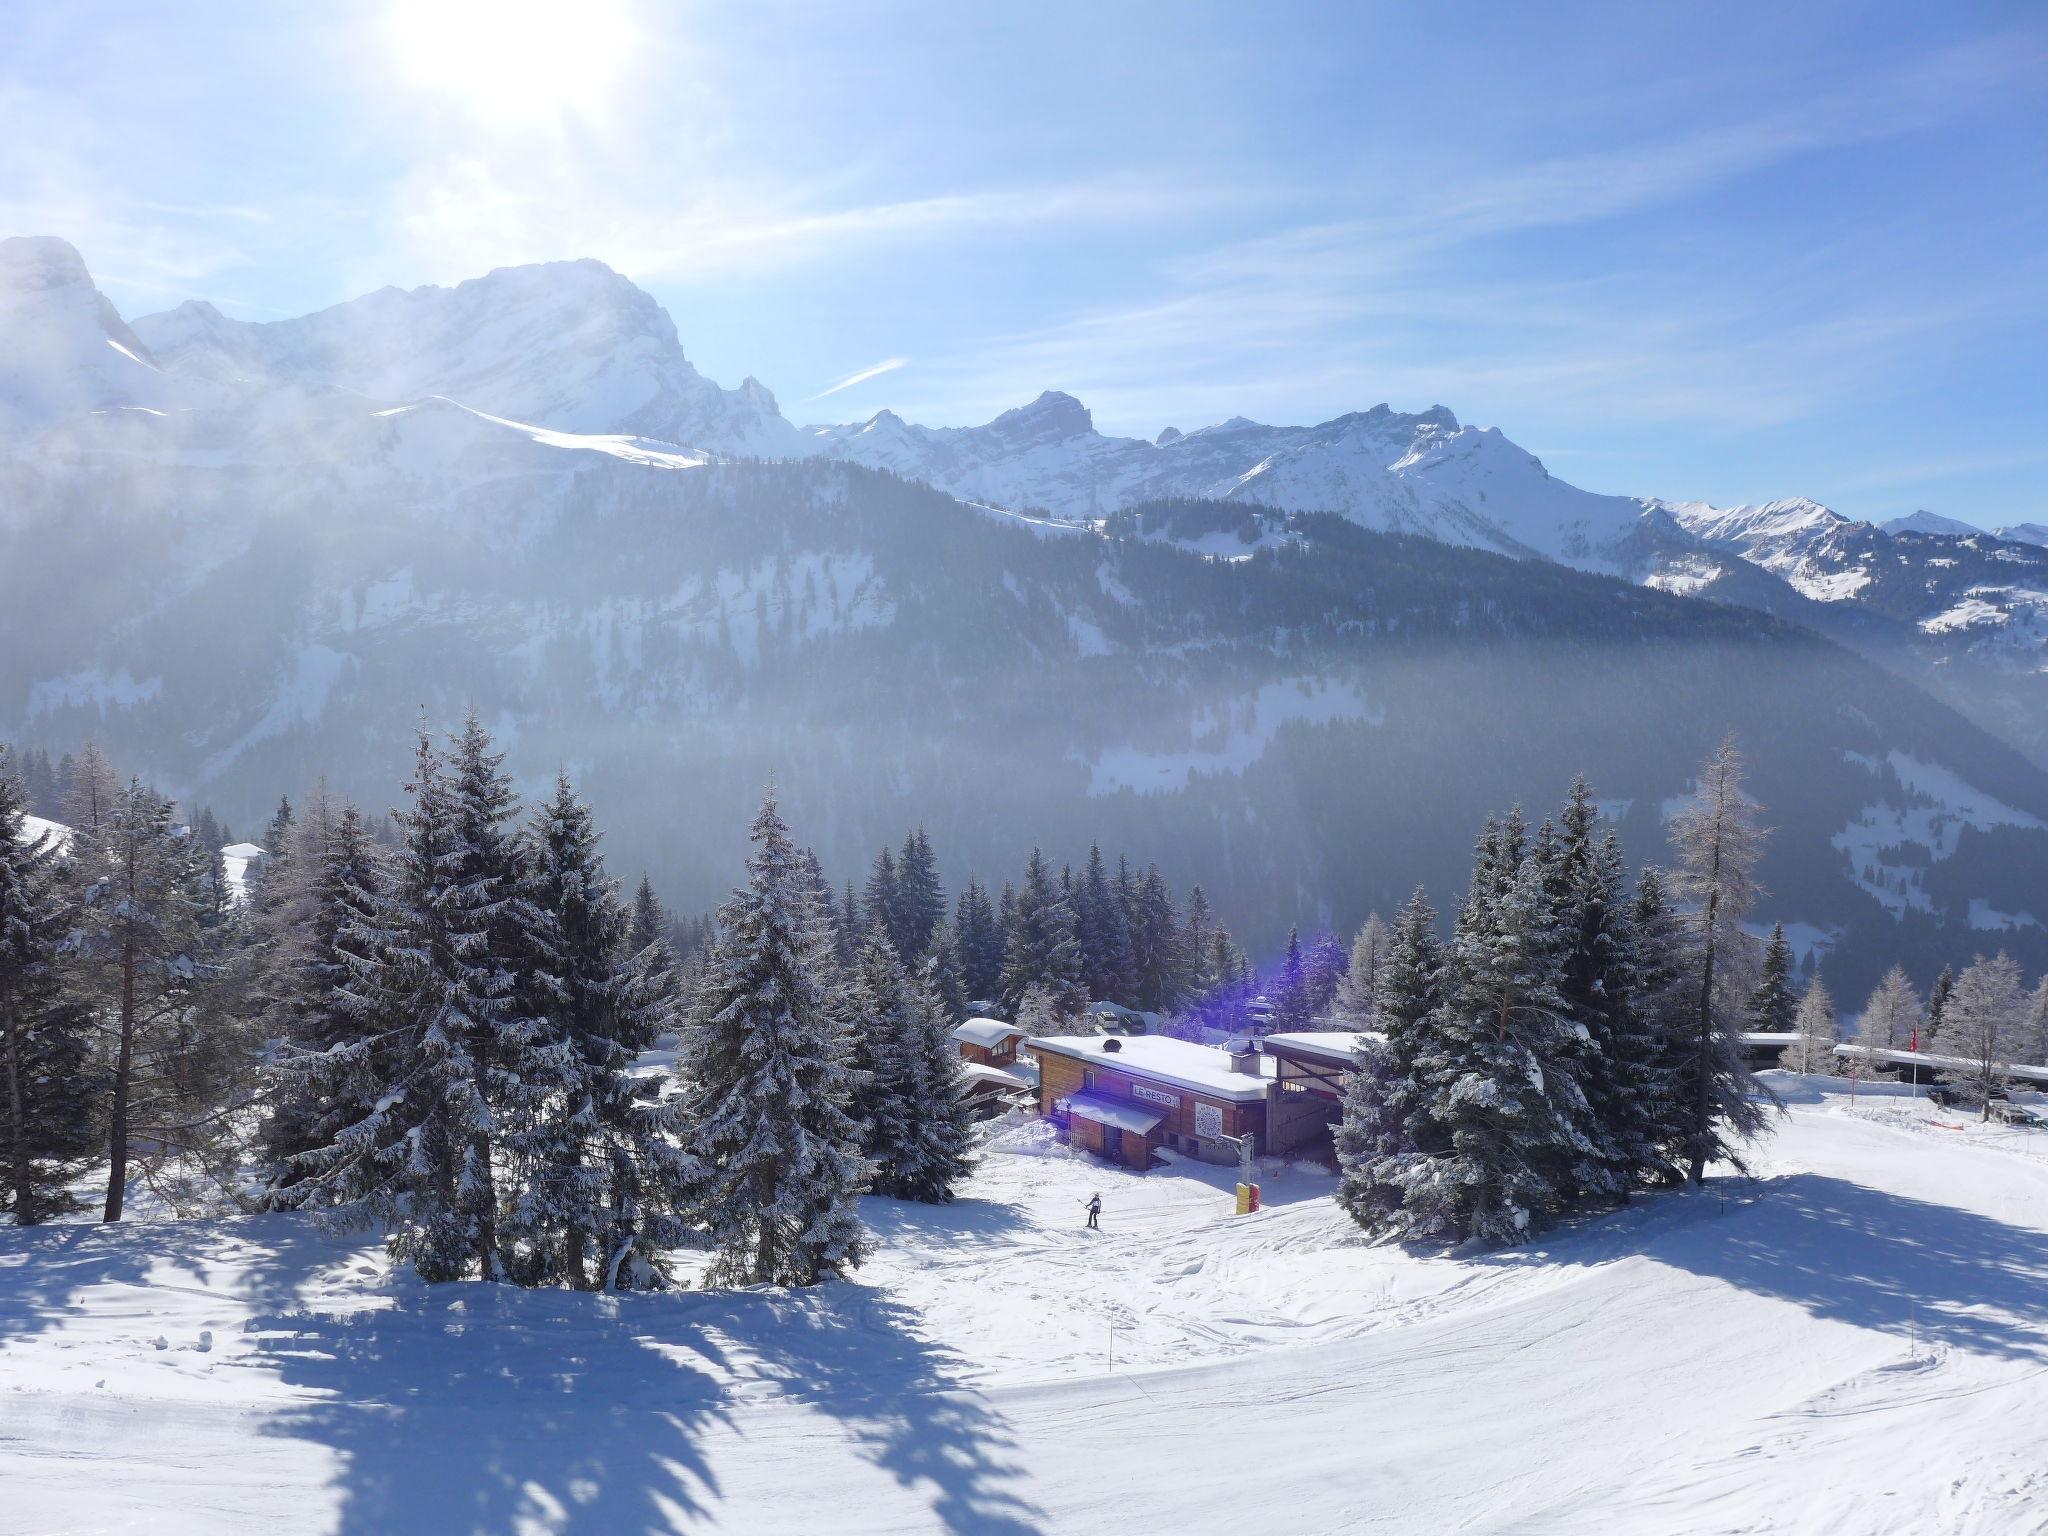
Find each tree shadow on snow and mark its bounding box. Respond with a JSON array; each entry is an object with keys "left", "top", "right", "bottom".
[
  {"left": 1498, "top": 1173, "right": 2048, "bottom": 1364},
  {"left": 0, "top": 1211, "right": 344, "bottom": 1349},
  {"left": 688, "top": 1281, "right": 1044, "bottom": 1536},
  {"left": 249, "top": 1272, "right": 733, "bottom": 1535}
]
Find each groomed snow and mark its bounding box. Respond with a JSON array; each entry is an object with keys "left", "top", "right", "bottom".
[{"left": 5, "top": 1080, "right": 2048, "bottom": 1533}]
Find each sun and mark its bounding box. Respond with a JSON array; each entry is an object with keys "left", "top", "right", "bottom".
[{"left": 389, "top": 0, "right": 635, "bottom": 124}]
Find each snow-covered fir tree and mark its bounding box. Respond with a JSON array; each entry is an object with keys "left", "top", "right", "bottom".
[
  {"left": 1403, "top": 821, "right": 1597, "bottom": 1243},
  {"left": 254, "top": 795, "right": 389, "bottom": 1192},
  {"left": 678, "top": 792, "right": 870, "bottom": 1286},
  {"left": 999, "top": 848, "right": 1083, "bottom": 1014},
  {"left": 1749, "top": 924, "right": 1799, "bottom": 1036},
  {"left": 1073, "top": 844, "right": 1132, "bottom": 1004},
  {"left": 952, "top": 876, "right": 1003, "bottom": 1004},
  {"left": 1270, "top": 926, "right": 1312, "bottom": 1033},
  {"left": 507, "top": 771, "right": 692, "bottom": 1288},
  {"left": 1335, "top": 889, "right": 1446, "bottom": 1233},
  {"left": 0, "top": 757, "right": 100, "bottom": 1224},
  {"left": 1549, "top": 783, "right": 1656, "bottom": 1202},
  {"left": 891, "top": 827, "right": 946, "bottom": 964},
  {"left": 286, "top": 729, "right": 532, "bottom": 1280}
]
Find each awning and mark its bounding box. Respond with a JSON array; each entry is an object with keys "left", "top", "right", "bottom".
[{"left": 1065, "top": 1092, "right": 1165, "bottom": 1137}]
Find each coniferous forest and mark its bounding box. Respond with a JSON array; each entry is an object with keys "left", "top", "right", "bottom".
[{"left": 9, "top": 720, "right": 2046, "bottom": 1273}]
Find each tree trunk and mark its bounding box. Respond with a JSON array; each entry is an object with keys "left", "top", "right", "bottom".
[
  {"left": 1689, "top": 886, "right": 1719, "bottom": 1186},
  {"left": 104, "top": 936, "right": 136, "bottom": 1222},
  {"left": 4, "top": 1004, "right": 31, "bottom": 1224}
]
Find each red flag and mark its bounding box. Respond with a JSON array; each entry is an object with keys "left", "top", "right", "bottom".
[{"left": 1908, "top": 1027, "right": 1919, "bottom": 1052}]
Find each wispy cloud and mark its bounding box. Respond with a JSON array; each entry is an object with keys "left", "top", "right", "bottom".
[
  {"left": 806, "top": 357, "right": 908, "bottom": 402},
  {"left": 872, "top": 29, "right": 2048, "bottom": 442}
]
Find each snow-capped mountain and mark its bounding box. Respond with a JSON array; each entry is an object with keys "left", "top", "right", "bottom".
[
  {"left": 810, "top": 393, "right": 1657, "bottom": 574},
  {"left": 0, "top": 235, "right": 194, "bottom": 434},
  {"left": 1884, "top": 509, "right": 1980, "bottom": 538},
  {"left": 130, "top": 257, "right": 808, "bottom": 459},
  {"left": 8, "top": 233, "right": 2048, "bottom": 990},
  {"left": 1996, "top": 522, "right": 2048, "bottom": 549}
]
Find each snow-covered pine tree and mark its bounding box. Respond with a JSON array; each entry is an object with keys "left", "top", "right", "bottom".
[
  {"left": 920, "top": 917, "right": 969, "bottom": 1023},
  {"left": 1271, "top": 927, "right": 1311, "bottom": 1033},
  {"left": 1125, "top": 864, "right": 1184, "bottom": 1013},
  {"left": 1624, "top": 866, "right": 1693, "bottom": 1177},
  {"left": 953, "top": 876, "right": 1003, "bottom": 1005},
  {"left": 255, "top": 796, "right": 389, "bottom": 1192},
  {"left": 1550, "top": 782, "right": 1654, "bottom": 1200},
  {"left": 508, "top": 772, "right": 691, "bottom": 1289},
  {"left": 1749, "top": 924, "right": 1798, "bottom": 1036},
  {"left": 1304, "top": 931, "right": 1350, "bottom": 1020},
  {"left": 1402, "top": 826, "right": 1595, "bottom": 1243},
  {"left": 1073, "top": 845, "right": 1132, "bottom": 1004},
  {"left": 890, "top": 960, "right": 978, "bottom": 1203},
  {"left": 864, "top": 847, "right": 901, "bottom": 953},
  {"left": 1331, "top": 913, "right": 1388, "bottom": 1029},
  {"left": 1855, "top": 966, "right": 1919, "bottom": 1071},
  {"left": 844, "top": 924, "right": 916, "bottom": 1177},
  {"left": 678, "top": 792, "right": 870, "bottom": 1287},
  {"left": 0, "top": 757, "right": 100, "bottom": 1224},
  {"left": 1335, "top": 889, "right": 1446, "bottom": 1234},
  {"left": 628, "top": 874, "right": 676, "bottom": 982},
  {"left": 1926, "top": 964, "right": 1955, "bottom": 1036},
  {"left": 1781, "top": 975, "right": 1838, "bottom": 1074},
  {"left": 286, "top": 731, "right": 515, "bottom": 1279},
  {"left": 893, "top": 827, "right": 946, "bottom": 964},
  {"left": 999, "top": 848, "right": 1084, "bottom": 1014},
  {"left": 1933, "top": 952, "right": 2026, "bottom": 1120},
  {"left": 1666, "top": 736, "right": 1775, "bottom": 1183}
]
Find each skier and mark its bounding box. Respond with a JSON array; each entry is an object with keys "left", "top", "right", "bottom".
[{"left": 1085, "top": 1193, "right": 1101, "bottom": 1230}]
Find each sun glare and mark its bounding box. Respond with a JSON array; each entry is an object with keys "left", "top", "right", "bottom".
[{"left": 389, "top": 0, "right": 634, "bottom": 123}]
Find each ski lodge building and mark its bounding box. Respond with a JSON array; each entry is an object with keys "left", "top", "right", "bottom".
[
  {"left": 1028, "top": 1034, "right": 1271, "bottom": 1168},
  {"left": 950, "top": 1017, "right": 1036, "bottom": 1113}
]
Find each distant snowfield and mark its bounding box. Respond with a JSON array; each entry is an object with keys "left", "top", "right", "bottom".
[
  {"left": 4, "top": 1079, "right": 2047, "bottom": 1534},
  {"left": 1086, "top": 677, "right": 1381, "bottom": 796}
]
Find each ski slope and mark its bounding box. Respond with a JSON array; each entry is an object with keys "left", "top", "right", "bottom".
[{"left": 4, "top": 1078, "right": 2047, "bottom": 1534}]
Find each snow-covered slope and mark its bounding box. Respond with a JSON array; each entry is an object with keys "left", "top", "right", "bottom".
[
  {"left": 4, "top": 1080, "right": 2046, "bottom": 1534},
  {"left": 1996, "top": 522, "right": 2048, "bottom": 549},
  {"left": 132, "top": 257, "right": 808, "bottom": 459}
]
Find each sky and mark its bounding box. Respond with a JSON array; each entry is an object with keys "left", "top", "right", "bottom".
[{"left": 4, "top": 0, "right": 2044, "bottom": 523}]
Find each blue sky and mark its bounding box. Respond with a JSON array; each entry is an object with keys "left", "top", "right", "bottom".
[{"left": 5, "top": 0, "right": 2044, "bottom": 522}]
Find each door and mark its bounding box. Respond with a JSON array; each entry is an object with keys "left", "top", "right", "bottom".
[{"left": 1102, "top": 1125, "right": 1124, "bottom": 1163}]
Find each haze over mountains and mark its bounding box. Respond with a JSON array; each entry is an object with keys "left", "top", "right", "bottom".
[{"left": 4, "top": 233, "right": 2045, "bottom": 990}]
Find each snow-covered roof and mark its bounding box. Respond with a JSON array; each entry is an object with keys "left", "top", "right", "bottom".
[
  {"left": 220, "top": 841, "right": 267, "bottom": 859},
  {"left": 1027, "top": 1034, "right": 1271, "bottom": 1102},
  {"left": 1264, "top": 1030, "right": 1379, "bottom": 1066},
  {"left": 961, "top": 1062, "right": 1033, "bottom": 1092},
  {"left": 1833, "top": 1042, "right": 2048, "bottom": 1086},
  {"left": 1739, "top": 1032, "right": 1800, "bottom": 1047},
  {"left": 16, "top": 814, "right": 71, "bottom": 851},
  {"left": 953, "top": 1017, "right": 1026, "bottom": 1049},
  {"left": 1063, "top": 1091, "right": 1165, "bottom": 1136}
]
